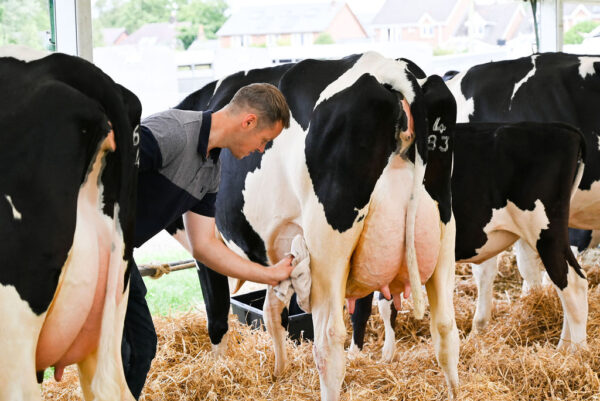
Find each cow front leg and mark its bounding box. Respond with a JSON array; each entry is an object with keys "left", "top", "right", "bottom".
[
  {"left": 376, "top": 294, "right": 397, "bottom": 362},
  {"left": 196, "top": 261, "right": 230, "bottom": 356},
  {"left": 263, "top": 286, "right": 288, "bottom": 376},
  {"left": 514, "top": 239, "right": 544, "bottom": 294},
  {"left": 471, "top": 257, "right": 498, "bottom": 333},
  {"left": 555, "top": 262, "right": 588, "bottom": 350},
  {"left": 426, "top": 218, "right": 459, "bottom": 399}
]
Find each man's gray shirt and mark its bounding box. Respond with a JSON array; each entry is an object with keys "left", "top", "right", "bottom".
[{"left": 134, "top": 109, "right": 220, "bottom": 246}]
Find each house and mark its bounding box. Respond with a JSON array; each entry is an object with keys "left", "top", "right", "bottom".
[
  {"left": 370, "top": 0, "right": 532, "bottom": 49},
  {"left": 100, "top": 27, "right": 128, "bottom": 46},
  {"left": 563, "top": 3, "right": 600, "bottom": 31},
  {"left": 457, "top": 2, "right": 533, "bottom": 46},
  {"left": 370, "top": 0, "right": 472, "bottom": 47},
  {"left": 216, "top": 1, "right": 368, "bottom": 48},
  {"left": 119, "top": 22, "right": 185, "bottom": 48}
]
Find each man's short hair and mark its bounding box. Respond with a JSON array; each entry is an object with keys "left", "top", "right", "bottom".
[{"left": 229, "top": 83, "right": 290, "bottom": 129}]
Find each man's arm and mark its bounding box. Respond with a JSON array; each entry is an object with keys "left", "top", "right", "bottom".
[{"left": 183, "top": 211, "right": 294, "bottom": 286}]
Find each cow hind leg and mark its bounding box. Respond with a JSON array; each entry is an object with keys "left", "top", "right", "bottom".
[
  {"left": 555, "top": 260, "right": 588, "bottom": 350},
  {"left": 376, "top": 294, "right": 397, "bottom": 362},
  {"left": 311, "top": 261, "right": 348, "bottom": 401},
  {"left": 426, "top": 218, "right": 459, "bottom": 399},
  {"left": 348, "top": 292, "right": 373, "bottom": 355},
  {"left": 536, "top": 237, "right": 588, "bottom": 350},
  {"left": 514, "top": 239, "right": 545, "bottom": 294},
  {"left": 471, "top": 257, "right": 498, "bottom": 333},
  {"left": 263, "top": 287, "right": 288, "bottom": 376},
  {"left": 0, "top": 285, "right": 45, "bottom": 401}
]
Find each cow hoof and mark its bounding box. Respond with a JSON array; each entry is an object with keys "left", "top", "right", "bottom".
[
  {"left": 557, "top": 339, "right": 588, "bottom": 353},
  {"left": 211, "top": 333, "right": 229, "bottom": 358},
  {"left": 347, "top": 342, "right": 360, "bottom": 359},
  {"left": 380, "top": 343, "right": 394, "bottom": 363},
  {"left": 470, "top": 318, "right": 488, "bottom": 334}
]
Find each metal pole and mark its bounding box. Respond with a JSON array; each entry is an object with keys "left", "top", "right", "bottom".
[{"left": 48, "top": 0, "right": 56, "bottom": 51}]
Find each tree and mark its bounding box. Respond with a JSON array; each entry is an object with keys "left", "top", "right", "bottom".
[
  {"left": 176, "top": 0, "right": 227, "bottom": 40},
  {"left": 564, "top": 20, "right": 600, "bottom": 45},
  {"left": 313, "top": 32, "right": 334, "bottom": 45},
  {"left": 95, "top": 0, "right": 176, "bottom": 34},
  {"left": 0, "top": 0, "right": 50, "bottom": 49},
  {"left": 93, "top": 0, "right": 228, "bottom": 48}
]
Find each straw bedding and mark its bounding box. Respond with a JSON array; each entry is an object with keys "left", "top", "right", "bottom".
[{"left": 42, "top": 249, "right": 600, "bottom": 400}]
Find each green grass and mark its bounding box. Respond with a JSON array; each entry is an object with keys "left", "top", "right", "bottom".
[
  {"left": 134, "top": 232, "right": 204, "bottom": 316},
  {"left": 143, "top": 269, "right": 203, "bottom": 316}
]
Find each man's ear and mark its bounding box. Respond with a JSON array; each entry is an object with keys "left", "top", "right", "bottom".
[{"left": 242, "top": 113, "right": 257, "bottom": 129}]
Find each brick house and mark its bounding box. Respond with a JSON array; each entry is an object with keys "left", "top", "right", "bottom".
[{"left": 216, "top": 1, "right": 367, "bottom": 48}]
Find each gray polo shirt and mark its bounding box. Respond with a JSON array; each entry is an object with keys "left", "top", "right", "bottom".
[{"left": 134, "top": 109, "right": 220, "bottom": 246}]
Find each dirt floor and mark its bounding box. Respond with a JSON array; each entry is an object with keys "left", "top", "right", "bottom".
[{"left": 42, "top": 249, "right": 600, "bottom": 400}]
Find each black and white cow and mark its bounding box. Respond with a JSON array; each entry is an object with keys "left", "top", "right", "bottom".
[
  {"left": 169, "top": 52, "right": 460, "bottom": 400},
  {"left": 0, "top": 51, "right": 141, "bottom": 400},
  {"left": 444, "top": 52, "right": 600, "bottom": 333},
  {"left": 351, "top": 121, "right": 587, "bottom": 360}
]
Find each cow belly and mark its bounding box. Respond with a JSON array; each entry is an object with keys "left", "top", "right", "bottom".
[
  {"left": 346, "top": 159, "right": 441, "bottom": 299},
  {"left": 570, "top": 181, "right": 600, "bottom": 229}
]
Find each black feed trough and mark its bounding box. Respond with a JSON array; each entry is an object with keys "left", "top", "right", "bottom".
[{"left": 230, "top": 289, "right": 313, "bottom": 342}]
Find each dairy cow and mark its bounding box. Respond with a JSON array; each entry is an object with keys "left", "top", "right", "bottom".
[
  {"left": 445, "top": 52, "right": 600, "bottom": 333},
  {"left": 351, "top": 121, "right": 587, "bottom": 360},
  {"left": 0, "top": 52, "right": 140, "bottom": 401},
  {"left": 169, "top": 52, "right": 460, "bottom": 400}
]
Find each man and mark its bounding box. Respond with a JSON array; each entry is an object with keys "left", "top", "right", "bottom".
[{"left": 122, "top": 83, "right": 294, "bottom": 399}]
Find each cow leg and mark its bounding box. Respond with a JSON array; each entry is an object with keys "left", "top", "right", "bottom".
[
  {"left": 514, "top": 239, "right": 544, "bottom": 294},
  {"left": 471, "top": 257, "right": 498, "bottom": 333},
  {"left": 555, "top": 263, "right": 588, "bottom": 350},
  {"left": 263, "top": 286, "right": 288, "bottom": 376},
  {"left": 426, "top": 218, "right": 459, "bottom": 399},
  {"left": 196, "top": 261, "right": 230, "bottom": 356},
  {"left": 535, "top": 235, "right": 588, "bottom": 350},
  {"left": 0, "top": 286, "right": 45, "bottom": 401},
  {"left": 348, "top": 292, "right": 374, "bottom": 354},
  {"left": 376, "top": 294, "right": 397, "bottom": 362},
  {"left": 311, "top": 260, "right": 348, "bottom": 401}
]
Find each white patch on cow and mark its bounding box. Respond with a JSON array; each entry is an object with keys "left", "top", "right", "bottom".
[
  {"left": 472, "top": 199, "right": 549, "bottom": 262},
  {"left": 220, "top": 233, "right": 251, "bottom": 261},
  {"left": 510, "top": 55, "right": 538, "bottom": 107},
  {"left": 4, "top": 195, "right": 21, "bottom": 221},
  {"left": 0, "top": 284, "right": 46, "bottom": 399},
  {"left": 314, "top": 52, "right": 416, "bottom": 111},
  {"left": 570, "top": 180, "right": 600, "bottom": 228},
  {"left": 578, "top": 56, "right": 600, "bottom": 79},
  {"left": 213, "top": 78, "right": 225, "bottom": 96},
  {"left": 445, "top": 71, "right": 473, "bottom": 123}
]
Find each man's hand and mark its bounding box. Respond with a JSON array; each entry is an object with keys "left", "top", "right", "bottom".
[{"left": 267, "top": 255, "right": 295, "bottom": 286}]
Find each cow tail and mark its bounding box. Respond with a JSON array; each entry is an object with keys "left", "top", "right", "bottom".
[
  {"left": 405, "top": 150, "right": 426, "bottom": 319},
  {"left": 570, "top": 127, "right": 586, "bottom": 202}
]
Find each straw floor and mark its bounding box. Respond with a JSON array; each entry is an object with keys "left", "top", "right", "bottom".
[{"left": 42, "top": 249, "right": 600, "bottom": 400}]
